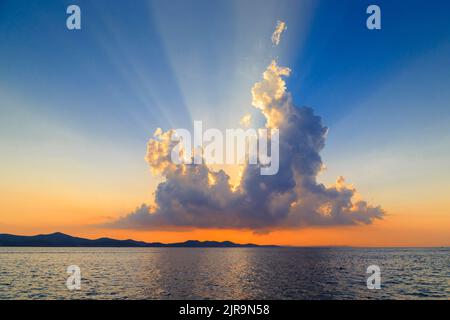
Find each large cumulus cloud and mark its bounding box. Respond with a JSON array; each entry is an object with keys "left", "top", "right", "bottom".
[{"left": 107, "top": 52, "right": 384, "bottom": 232}]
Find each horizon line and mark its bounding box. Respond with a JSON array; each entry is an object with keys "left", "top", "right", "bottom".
[{"left": 0, "top": 231, "right": 448, "bottom": 248}]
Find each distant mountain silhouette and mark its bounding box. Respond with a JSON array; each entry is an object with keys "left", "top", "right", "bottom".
[{"left": 0, "top": 232, "right": 277, "bottom": 248}]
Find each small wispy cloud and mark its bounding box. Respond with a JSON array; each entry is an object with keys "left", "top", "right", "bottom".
[{"left": 271, "top": 20, "right": 287, "bottom": 46}]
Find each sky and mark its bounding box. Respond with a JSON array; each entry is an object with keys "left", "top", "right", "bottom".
[{"left": 0, "top": 0, "right": 449, "bottom": 246}]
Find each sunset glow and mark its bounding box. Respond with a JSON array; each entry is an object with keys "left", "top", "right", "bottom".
[{"left": 1, "top": 0, "right": 449, "bottom": 247}]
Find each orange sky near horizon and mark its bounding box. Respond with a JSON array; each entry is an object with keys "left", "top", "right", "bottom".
[
  {"left": 1, "top": 206, "right": 448, "bottom": 247},
  {"left": 1, "top": 157, "right": 449, "bottom": 247}
]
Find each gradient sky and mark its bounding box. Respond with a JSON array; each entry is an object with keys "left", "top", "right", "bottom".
[{"left": 1, "top": 0, "right": 449, "bottom": 246}]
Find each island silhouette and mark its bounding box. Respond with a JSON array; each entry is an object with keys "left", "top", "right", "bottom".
[{"left": 0, "top": 232, "right": 278, "bottom": 248}]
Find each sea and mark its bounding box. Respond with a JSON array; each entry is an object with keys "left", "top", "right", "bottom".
[{"left": 0, "top": 247, "right": 448, "bottom": 299}]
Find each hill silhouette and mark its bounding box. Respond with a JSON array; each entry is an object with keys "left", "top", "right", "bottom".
[{"left": 0, "top": 232, "right": 277, "bottom": 248}]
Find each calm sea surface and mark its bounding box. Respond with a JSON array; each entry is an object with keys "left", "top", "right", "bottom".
[{"left": 0, "top": 247, "right": 448, "bottom": 299}]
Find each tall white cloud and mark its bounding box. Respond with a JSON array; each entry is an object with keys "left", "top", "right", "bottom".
[{"left": 106, "top": 22, "right": 384, "bottom": 232}]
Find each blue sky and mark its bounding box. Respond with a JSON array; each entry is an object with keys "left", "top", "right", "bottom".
[
  {"left": 1, "top": 0, "right": 450, "bottom": 235},
  {"left": 1, "top": 0, "right": 449, "bottom": 134}
]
